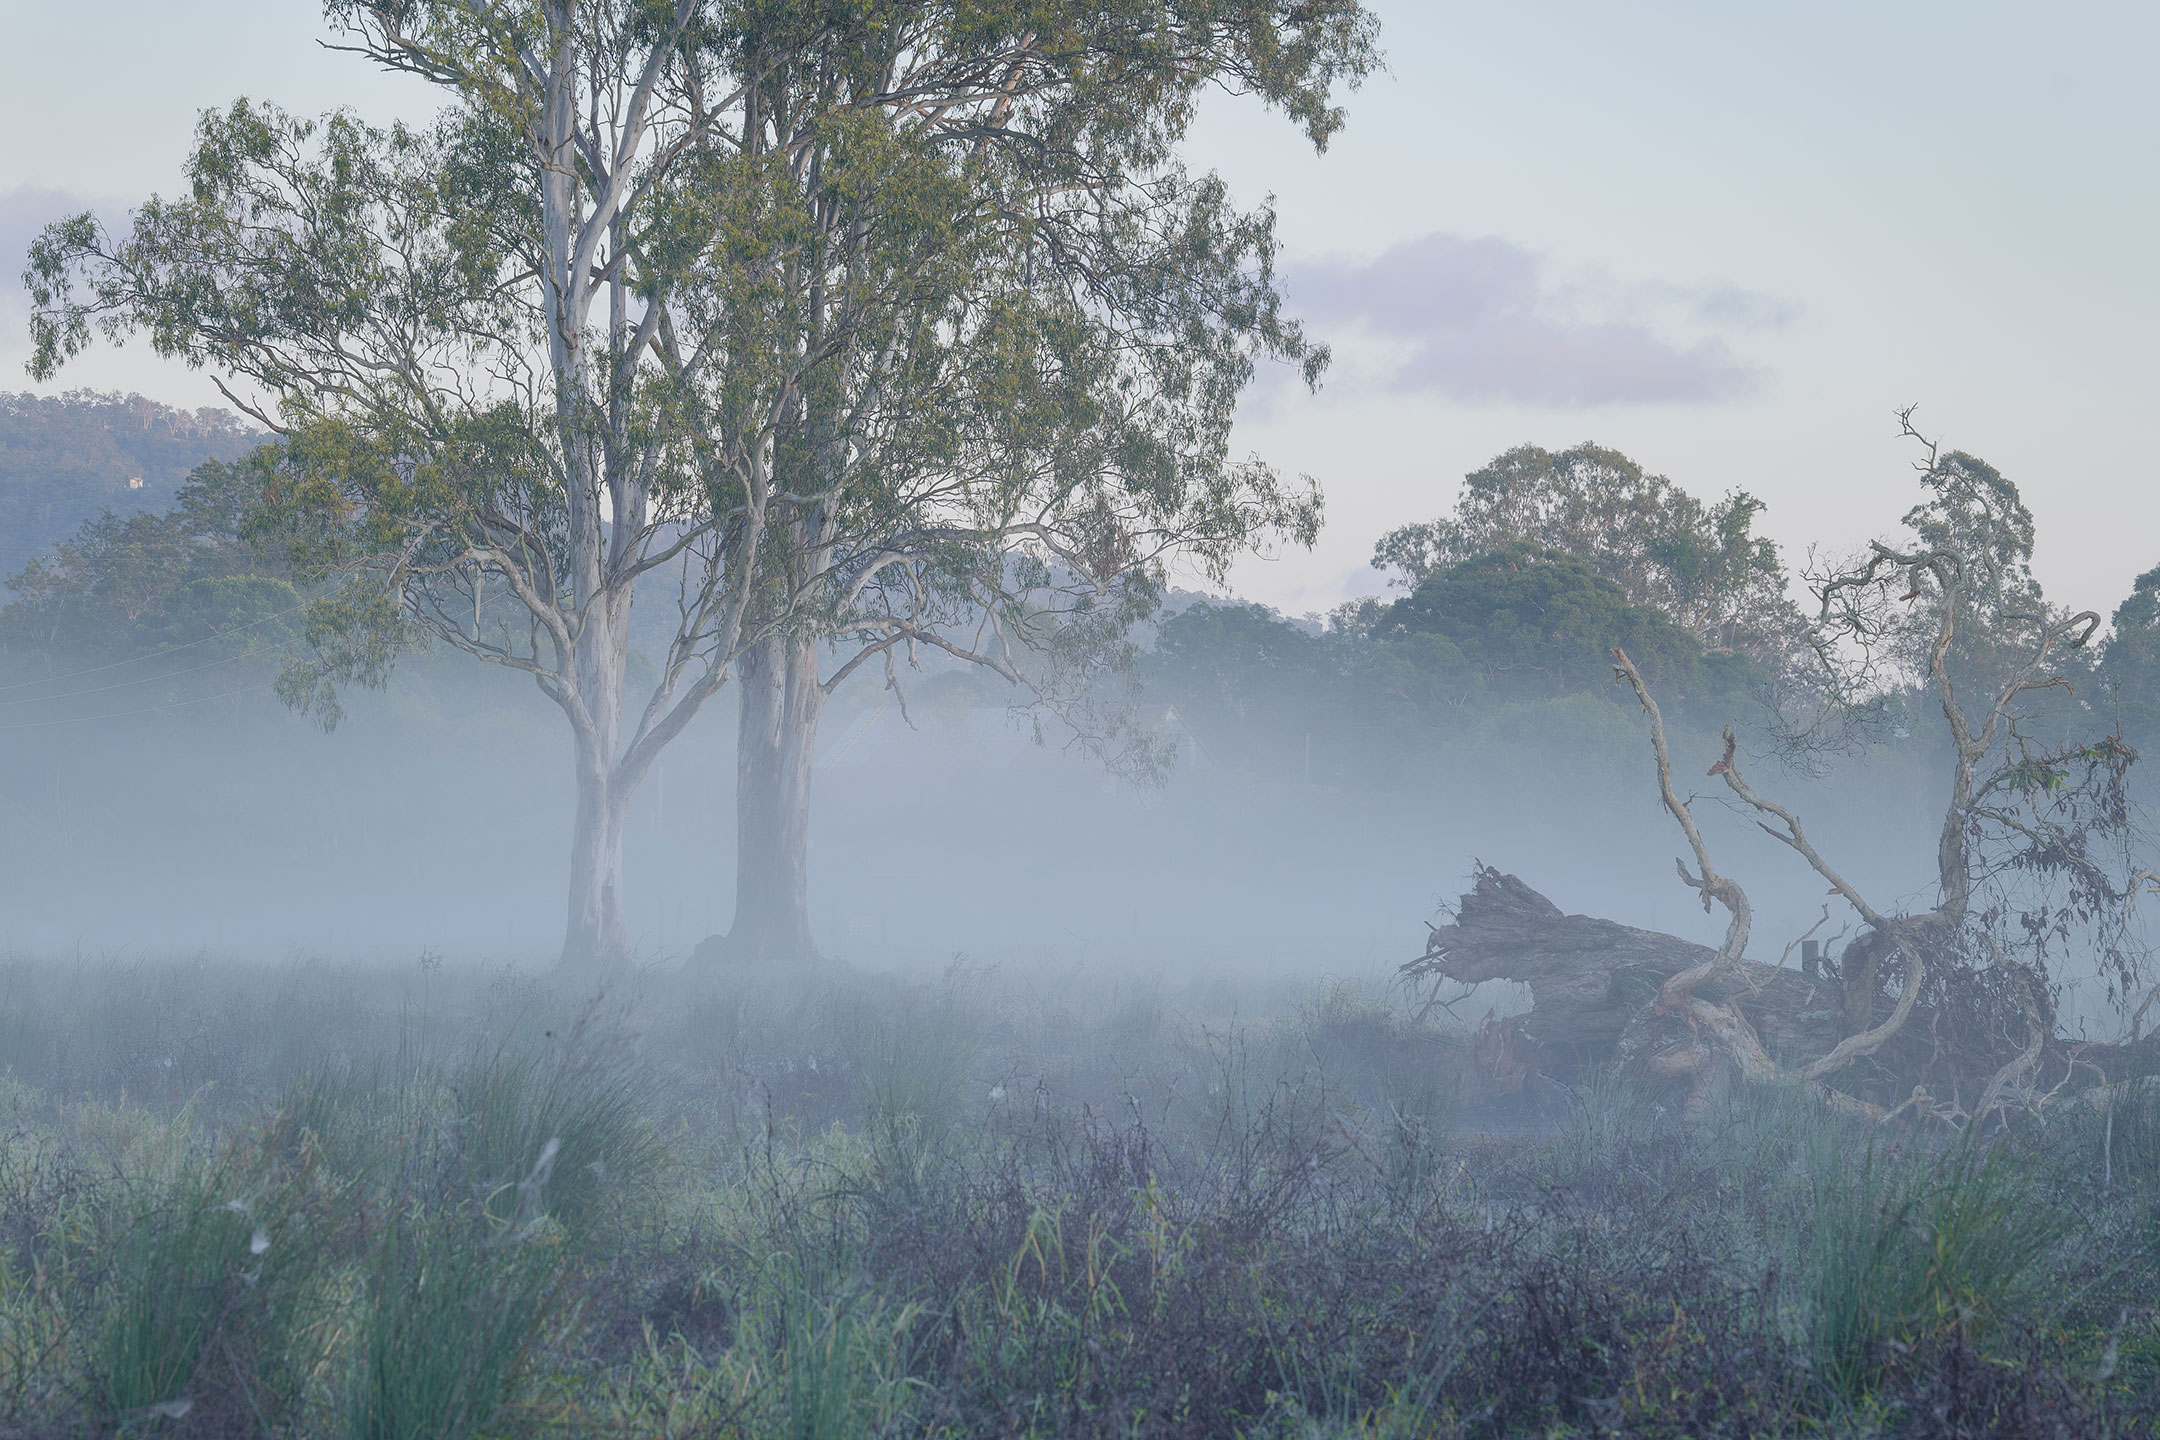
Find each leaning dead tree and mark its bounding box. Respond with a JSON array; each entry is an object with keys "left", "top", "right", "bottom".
[{"left": 1410, "top": 418, "right": 2156, "bottom": 1121}]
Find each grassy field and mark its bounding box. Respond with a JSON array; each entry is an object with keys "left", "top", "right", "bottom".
[{"left": 0, "top": 949, "right": 2151, "bottom": 1438}]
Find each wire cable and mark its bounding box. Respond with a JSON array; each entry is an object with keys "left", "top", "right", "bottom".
[
  {"left": 0, "top": 598, "right": 310, "bottom": 695},
  {"left": 0, "top": 680, "right": 280, "bottom": 732},
  {"left": 0, "top": 645, "right": 284, "bottom": 708}
]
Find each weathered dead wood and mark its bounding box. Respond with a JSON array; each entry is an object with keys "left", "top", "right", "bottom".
[
  {"left": 1408, "top": 867, "right": 1847, "bottom": 1088},
  {"left": 1410, "top": 865, "right": 2160, "bottom": 1119}
]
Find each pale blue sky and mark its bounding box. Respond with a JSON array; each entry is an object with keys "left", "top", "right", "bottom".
[{"left": 5, "top": 2, "right": 2155, "bottom": 618}]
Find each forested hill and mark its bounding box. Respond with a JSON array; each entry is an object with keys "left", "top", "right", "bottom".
[{"left": 0, "top": 391, "right": 262, "bottom": 577}]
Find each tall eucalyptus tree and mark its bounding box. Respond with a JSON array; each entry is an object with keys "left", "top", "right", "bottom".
[
  {"left": 27, "top": 2, "right": 808, "bottom": 967},
  {"left": 683, "top": 2, "right": 1379, "bottom": 962}
]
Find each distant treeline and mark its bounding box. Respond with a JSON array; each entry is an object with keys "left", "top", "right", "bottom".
[
  {"left": 3, "top": 401, "right": 2153, "bottom": 966},
  {"left": 5, "top": 398, "right": 2158, "bottom": 805},
  {"left": 0, "top": 393, "right": 674, "bottom": 717},
  {"left": 1147, "top": 443, "right": 2160, "bottom": 792}
]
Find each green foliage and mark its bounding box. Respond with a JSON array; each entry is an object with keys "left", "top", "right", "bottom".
[
  {"left": 82, "top": 1033, "right": 662, "bottom": 1435},
  {"left": 1379, "top": 540, "right": 1712, "bottom": 697},
  {"left": 93, "top": 1174, "right": 255, "bottom": 1414},
  {"left": 640, "top": 0, "right": 1375, "bottom": 751},
  {"left": 1150, "top": 543, "right": 1766, "bottom": 789},
  {"left": 89, "top": 1126, "right": 325, "bottom": 1430},
  {"left": 0, "top": 450, "right": 301, "bottom": 669},
  {"left": 453, "top": 1046, "right": 666, "bottom": 1242},
  {"left": 0, "top": 958, "right": 2153, "bottom": 1435},
  {"left": 2104, "top": 563, "right": 2160, "bottom": 739},
  {"left": 1149, "top": 442, "right": 1799, "bottom": 792},
  {"left": 1149, "top": 601, "right": 1336, "bottom": 774},
  {"left": 18, "top": 1, "right": 1381, "bottom": 968},
  {"left": 1888, "top": 446, "right": 2072, "bottom": 699},
  {"left": 345, "top": 1206, "right": 566, "bottom": 1440},
  {"left": 22, "top": 1, "right": 1377, "bottom": 736},
  {"left": 1372, "top": 442, "right": 1795, "bottom": 661},
  {"left": 1900, "top": 450, "right": 2039, "bottom": 607},
  {"left": 577, "top": 1254, "right": 926, "bottom": 1440},
  {"left": 760, "top": 1258, "right": 924, "bottom": 1440},
  {"left": 277, "top": 1040, "right": 667, "bottom": 1247}
]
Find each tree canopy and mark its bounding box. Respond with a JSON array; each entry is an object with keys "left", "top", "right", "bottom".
[
  {"left": 1377, "top": 541, "right": 1713, "bottom": 698},
  {"left": 1153, "top": 441, "right": 1794, "bottom": 792},
  {"left": 0, "top": 452, "right": 298, "bottom": 669},
  {"left": 1372, "top": 443, "right": 1795, "bottom": 662},
  {"left": 2103, "top": 563, "right": 2160, "bottom": 737},
  {"left": 1151, "top": 539, "right": 1766, "bottom": 791}
]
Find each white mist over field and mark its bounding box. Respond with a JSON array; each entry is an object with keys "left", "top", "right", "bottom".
[{"left": 1, "top": 647, "right": 1947, "bottom": 981}]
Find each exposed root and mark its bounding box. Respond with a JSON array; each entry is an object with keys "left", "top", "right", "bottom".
[
  {"left": 1798, "top": 938, "right": 1923, "bottom": 1084},
  {"left": 1971, "top": 966, "right": 2050, "bottom": 1125}
]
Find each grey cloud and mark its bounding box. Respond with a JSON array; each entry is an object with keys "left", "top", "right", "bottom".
[
  {"left": 1682, "top": 282, "right": 1801, "bottom": 333},
  {"left": 1287, "top": 233, "right": 1780, "bottom": 408}
]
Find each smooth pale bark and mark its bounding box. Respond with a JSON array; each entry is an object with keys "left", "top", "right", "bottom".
[
  {"left": 564, "top": 751, "right": 630, "bottom": 967},
  {"left": 699, "top": 634, "right": 823, "bottom": 963},
  {"left": 556, "top": 564, "right": 637, "bottom": 966}
]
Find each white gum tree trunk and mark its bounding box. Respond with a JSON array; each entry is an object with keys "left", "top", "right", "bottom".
[{"left": 716, "top": 634, "right": 824, "bottom": 963}]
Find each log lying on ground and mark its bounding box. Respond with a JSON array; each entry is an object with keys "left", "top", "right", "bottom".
[
  {"left": 1415, "top": 866, "right": 2160, "bottom": 1113},
  {"left": 1412, "top": 867, "right": 1845, "bottom": 1087}
]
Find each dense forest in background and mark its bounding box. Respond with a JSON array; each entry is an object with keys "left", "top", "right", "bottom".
[{"left": 14, "top": 397, "right": 2159, "bottom": 741}]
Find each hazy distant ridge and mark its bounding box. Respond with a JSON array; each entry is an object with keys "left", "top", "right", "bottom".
[{"left": 0, "top": 390, "right": 262, "bottom": 577}]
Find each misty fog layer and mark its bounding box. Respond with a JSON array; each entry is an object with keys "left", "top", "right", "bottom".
[
  {"left": 4, "top": 643, "right": 1944, "bottom": 970},
  {"left": 4, "top": 398, "right": 2154, "bottom": 1071}
]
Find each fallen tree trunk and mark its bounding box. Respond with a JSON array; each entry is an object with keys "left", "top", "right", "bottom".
[
  {"left": 1412, "top": 867, "right": 2159, "bottom": 1116},
  {"left": 1410, "top": 867, "right": 1845, "bottom": 1087}
]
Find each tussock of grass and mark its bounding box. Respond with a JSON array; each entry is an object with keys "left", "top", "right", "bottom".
[
  {"left": 344, "top": 1202, "right": 566, "bottom": 1440},
  {"left": 1808, "top": 1131, "right": 2067, "bottom": 1395}
]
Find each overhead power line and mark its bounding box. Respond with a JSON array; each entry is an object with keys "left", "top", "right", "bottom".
[
  {"left": 0, "top": 598, "right": 311, "bottom": 696},
  {"left": 0, "top": 646, "right": 278, "bottom": 709}
]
